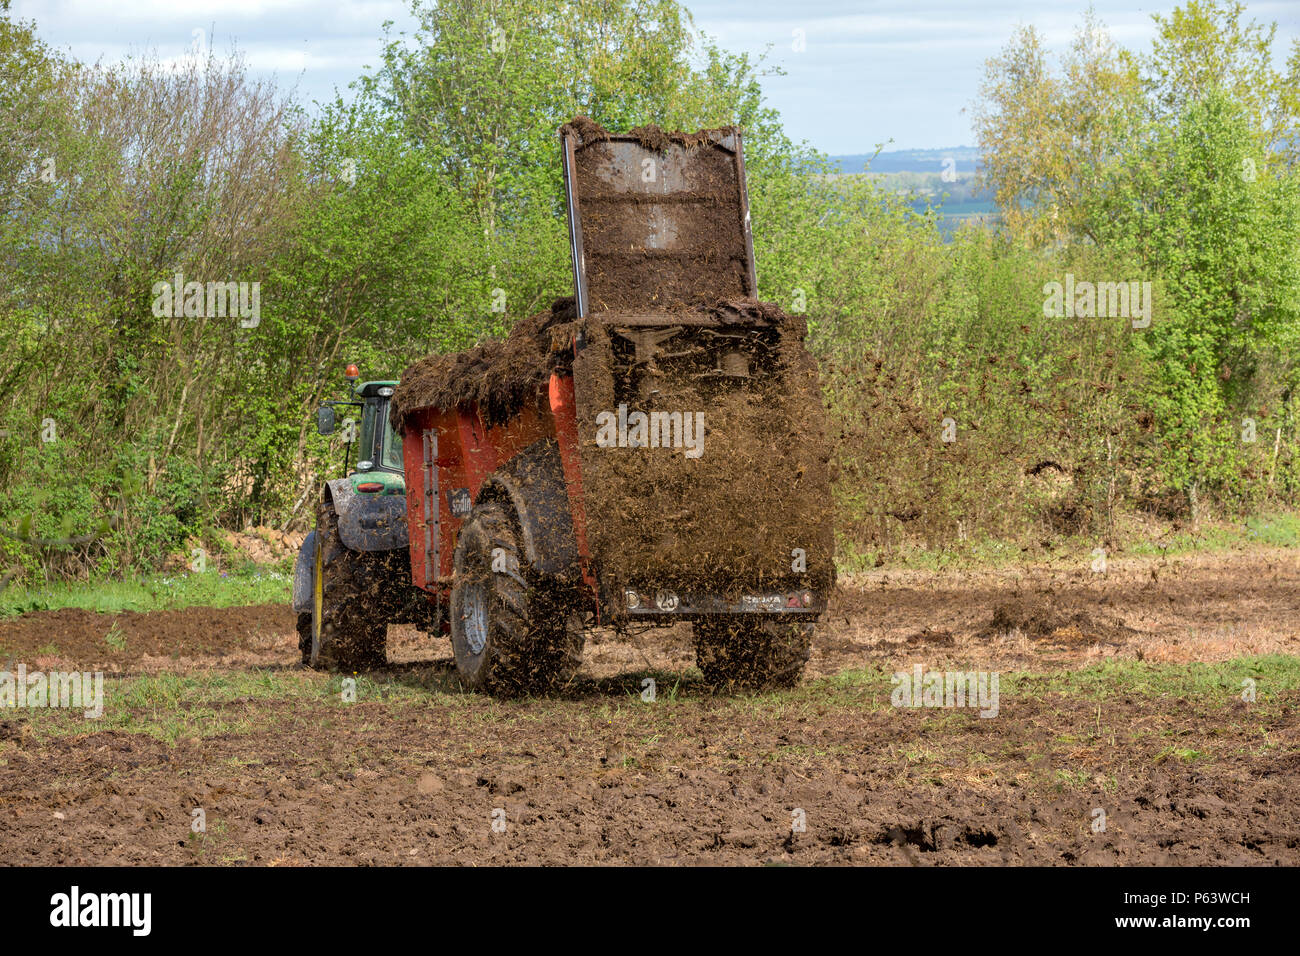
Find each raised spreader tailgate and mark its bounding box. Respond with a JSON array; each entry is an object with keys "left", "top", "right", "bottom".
[{"left": 560, "top": 125, "right": 759, "bottom": 319}]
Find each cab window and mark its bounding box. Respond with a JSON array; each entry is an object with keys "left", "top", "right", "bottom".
[
  {"left": 357, "top": 404, "right": 377, "bottom": 466},
  {"left": 381, "top": 406, "right": 403, "bottom": 471}
]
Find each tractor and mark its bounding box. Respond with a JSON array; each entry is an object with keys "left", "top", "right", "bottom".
[{"left": 291, "top": 365, "right": 438, "bottom": 669}]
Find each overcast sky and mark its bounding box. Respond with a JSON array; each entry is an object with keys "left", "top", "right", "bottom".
[{"left": 11, "top": 0, "right": 1300, "bottom": 154}]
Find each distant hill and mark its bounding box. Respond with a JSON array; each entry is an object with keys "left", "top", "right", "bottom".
[
  {"left": 828, "top": 146, "right": 983, "bottom": 175},
  {"left": 827, "top": 147, "right": 996, "bottom": 238}
]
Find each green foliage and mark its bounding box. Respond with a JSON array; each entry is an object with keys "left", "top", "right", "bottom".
[
  {"left": 969, "top": 0, "right": 1300, "bottom": 531},
  {"left": 1144, "top": 0, "right": 1300, "bottom": 165},
  {"left": 1090, "top": 90, "right": 1300, "bottom": 505}
]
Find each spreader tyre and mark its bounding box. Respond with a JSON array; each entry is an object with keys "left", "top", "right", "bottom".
[
  {"left": 450, "top": 500, "right": 584, "bottom": 696},
  {"left": 693, "top": 618, "right": 813, "bottom": 690}
]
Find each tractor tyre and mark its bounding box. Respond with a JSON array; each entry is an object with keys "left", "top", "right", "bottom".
[
  {"left": 309, "top": 499, "right": 388, "bottom": 672},
  {"left": 692, "top": 618, "right": 813, "bottom": 691},
  {"left": 450, "top": 500, "right": 584, "bottom": 696},
  {"left": 296, "top": 612, "right": 312, "bottom": 666}
]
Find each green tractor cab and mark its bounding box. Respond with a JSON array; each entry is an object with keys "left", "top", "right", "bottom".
[{"left": 315, "top": 376, "right": 406, "bottom": 495}]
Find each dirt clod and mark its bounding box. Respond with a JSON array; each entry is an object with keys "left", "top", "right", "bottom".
[{"left": 981, "top": 599, "right": 1135, "bottom": 645}]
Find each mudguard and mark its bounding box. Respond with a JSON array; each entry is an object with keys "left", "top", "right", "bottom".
[
  {"left": 325, "top": 478, "right": 409, "bottom": 552},
  {"left": 294, "top": 481, "right": 408, "bottom": 611},
  {"left": 291, "top": 530, "right": 317, "bottom": 614},
  {"left": 477, "top": 439, "right": 580, "bottom": 577}
]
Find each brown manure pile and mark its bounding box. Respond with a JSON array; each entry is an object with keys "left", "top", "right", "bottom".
[
  {"left": 570, "top": 305, "right": 835, "bottom": 606},
  {"left": 979, "top": 598, "right": 1137, "bottom": 645},
  {"left": 390, "top": 299, "right": 578, "bottom": 429}
]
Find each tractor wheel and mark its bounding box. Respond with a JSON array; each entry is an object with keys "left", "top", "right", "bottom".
[
  {"left": 692, "top": 618, "right": 813, "bottom": 691},
  {"left": 450, "top": 500, "right": 584, "bottom": 696},
  {"left": 296, "top": 612, "right": 312, "bottom": 666},
  {"left": 309, "top": 499, "right": 388, "bottom": 672}
]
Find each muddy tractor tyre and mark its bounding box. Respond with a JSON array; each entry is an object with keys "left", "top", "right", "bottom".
[
  {"left": 450, "top": 500, "right": 584, "bottom": 696},
  {"left": 692, "top": 618, "right": 813, "bottom": 691},
  {"left": 309, "top": 500, "right": 388, "bottom": 672},
  {"left": 296, "top": 612, "right": 312, "bottom": 665}
]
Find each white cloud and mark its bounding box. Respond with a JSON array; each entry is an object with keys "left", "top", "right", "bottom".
[{"left": 11, "top": 0, "right": 1300, "bottom": 154}]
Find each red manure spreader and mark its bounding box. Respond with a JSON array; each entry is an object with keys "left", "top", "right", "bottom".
[{"left": 298, "top": 117, "right": 833, "bottom": 695}]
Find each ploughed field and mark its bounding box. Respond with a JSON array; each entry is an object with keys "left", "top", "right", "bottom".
[{"left": 1, "top": 546, "right": 1297, "bottom": 865}]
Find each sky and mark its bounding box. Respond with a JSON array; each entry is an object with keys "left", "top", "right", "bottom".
[{"left": 11, "top": 0, "right": 1300, "bottom": 154}]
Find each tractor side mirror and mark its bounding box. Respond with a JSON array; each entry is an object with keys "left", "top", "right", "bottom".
[{"left": 317, "top": 405, "right": 336, "bottom": 435}]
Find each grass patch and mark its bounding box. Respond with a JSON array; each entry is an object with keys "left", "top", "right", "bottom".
[
  {"left": 103, "top": 622, "right": 126, "bottom": 652},
  {"left": 776, "top": 655, "right": 1300, "bottom": 713},
  {"left": 837, "top": 509, "right": 1300, "bottom": 573},
  {"left": 9, "top": 654, "right": 1298, "bottom": 749},
  {"left": 1154, "top": 745, "right": 1207, "bottom": 764},
  {"left": 0, "top": 563, "right": 293, "bottom": 618},
  {"left": 1002, "top": 654, "right": 1300, "bottom": 703},
  {"left": 1129, "top": 511, "right": 1300, "bottom": 556},
  {"left": 15, "top": 668, "right": 439, "bottom": 744}
]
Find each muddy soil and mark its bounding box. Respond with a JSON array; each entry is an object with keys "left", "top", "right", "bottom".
[
  {"left": 0, "top": 605, "right": 295, "bottom": 672},
  {"left": 1, "top": 547, "right": 1297, "bottom": 865}
]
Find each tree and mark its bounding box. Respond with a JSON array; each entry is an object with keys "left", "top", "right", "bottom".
[
  {"left": 1144, "top": 0, "right": 1300, "bottom": 166},
  {"left": 1089, "top": 90, "right": 1300, "bottom": 515},
  {"left": 353, "top": 1, "right": 801, "bottom": 328},
  {"left": 975, "top": 1, "right": 1300, "bottom": 246},
  {"left": 973, "top": 11, "right": 1143, "bottom": 246}
]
